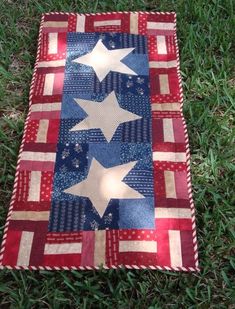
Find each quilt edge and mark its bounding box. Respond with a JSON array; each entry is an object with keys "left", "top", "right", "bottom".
[
  {"left": 42, "top": 11, "right": 176, "bottom": 16},
  {"left": 0, "top": 14, "right": 46, "bottom": 267},
  {"left": 173, "top": 14, "right": 199, "bottom": 270}
]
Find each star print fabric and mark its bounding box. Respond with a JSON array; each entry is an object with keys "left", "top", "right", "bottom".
[
  {"left": 0, "top": 12, "right": 199, "bottom": 271},
  {"left": 49, "top": 31, "right": 154, "bottom": 232}
]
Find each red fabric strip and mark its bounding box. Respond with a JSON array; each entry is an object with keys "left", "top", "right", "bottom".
[
  {"left": 1, "top": 230, "right": 22, "bottom": 265},
  {"left": 23, "top": 143, "right": 57, "bottom": 152},
  {"left": 44, "top": 254, "right": 82, "bottom": 266},
  {"left": 180, "top": 230, "right": 195, "bottom": 267},
  {"left": 19, "top": 161, "right": 55, "bottom": 172},
  {"left": 81, "top": 231, "right": 95, "bottom": 266},
  {"left": 155, "top": 218, "right": 192, "bottom": 231},
  {"left": 156, "top": 230, "right": 170, "bottom": 266}
]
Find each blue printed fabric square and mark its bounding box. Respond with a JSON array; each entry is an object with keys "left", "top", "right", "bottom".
[{"left": 48, "top": 31, "right": 155, "bottom": 232}]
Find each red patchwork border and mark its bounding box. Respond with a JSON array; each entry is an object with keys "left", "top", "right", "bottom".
[{"left": 0, "top": 11, "right": 199, "bottom": 271}]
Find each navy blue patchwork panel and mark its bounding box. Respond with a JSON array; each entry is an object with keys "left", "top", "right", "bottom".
[{"left": 48, "top": 31, "right": 154, "bottom": 232}]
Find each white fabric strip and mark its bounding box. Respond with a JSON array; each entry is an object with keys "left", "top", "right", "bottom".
[
  {"left": 94, "top": 20, "right": 121, "bottom": 27},
  {"left": 76, "top": 14, "right": 86, "bottom": 32},
  {"left": 151, "top": 103, "right": 181, "bottom": 112},
  {"left": 38, "top": 60, "right": 66, "bottom": 68},
  {"left": 153, "top": 152, "right": 186, "bottom": 162},
  {"left": 43, "top": 73, "right": 54, "bottom": 96},
  {"left": 17, "top": 231, "right": 34, "bottom": 266},
  {"left": 119, "top": 241, "right": 157, "bottom": 253},
  {"left": 36, "top": 119, "right": 49, "bottom": 143},
  {"left": 130, "top": 12, "right": 139, "bottom": 34},
  {"left": 159, "top": 74, "right": 170, "bottom": 94},
  {"left": 21, "top": 151, "right": 56, "bottom": 162},
  {"left": 169, "top": 230, "right": 183, "bottom": 267},
  {"left": 149, "top": 60, "right": 177, "bottom": 69},
  {"left": 94, "top": 230, "right": 106, "bottom": 266},
  {"left": 48, "top": 33, "right": 58, "bottom": 54},
  {"left": 31, "top": 102, "right": 61, "bottom": 112},
  {"left": 163, "top": 118, "right": 175, "bottom": 142},
  {"left": 147, "top": 22, "right": 175, "bottom": 30},
  {"left": 43, "top": 21, "right": 68, "bottom": 28},
  {"left": 11, "top": 211, "right": 50, "bottom": 221},
  {"left": 155, "top": 208, "right": 192, "bottom": 219},
  {"left": 44, "top": 243, "right": 82, "bottom": 255},
  {"left": 164, "top": 170, "right": 177, "bottom": 199},
  {"left": 27, "top": 171, "right": 41, "bottom": 202},
  {"left": 156, "top": 35, "right": 167, "bottom": 54}
]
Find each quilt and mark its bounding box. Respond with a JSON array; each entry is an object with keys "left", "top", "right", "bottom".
[{"left": 0, "top": 12, "right": 199, "bottom": 271}]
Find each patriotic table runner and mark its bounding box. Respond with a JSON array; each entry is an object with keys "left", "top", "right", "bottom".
[{"left": 0, "top": 12, "right": 199, "bottom": 271}]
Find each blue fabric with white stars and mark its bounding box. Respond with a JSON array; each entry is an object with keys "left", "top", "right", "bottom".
[{"left": 48, "top": 32, "right": 155, "bottom": 232}]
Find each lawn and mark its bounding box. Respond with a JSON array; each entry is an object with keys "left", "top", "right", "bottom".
[{"left": 0, "top": 0, "right": 234, "bottom": 308}]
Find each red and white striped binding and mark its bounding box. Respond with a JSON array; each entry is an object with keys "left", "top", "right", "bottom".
[{"left": 173, "top": 13, "right": 199, "bottom": 269}]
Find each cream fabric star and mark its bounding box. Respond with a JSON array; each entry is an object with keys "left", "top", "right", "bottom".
[
  {"left": 70, "top": 91, "right": 142, "bottom": 142},
  {"left": 72, "top": 39, "right": 137, "bottom": 81},
  {"left": 64, "top": 159, "right": 144, "bottom": 217}
]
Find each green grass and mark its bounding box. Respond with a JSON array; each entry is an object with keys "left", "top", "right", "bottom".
[{"left": 0, "top": 0, "right": 234, "bottom": 307}]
